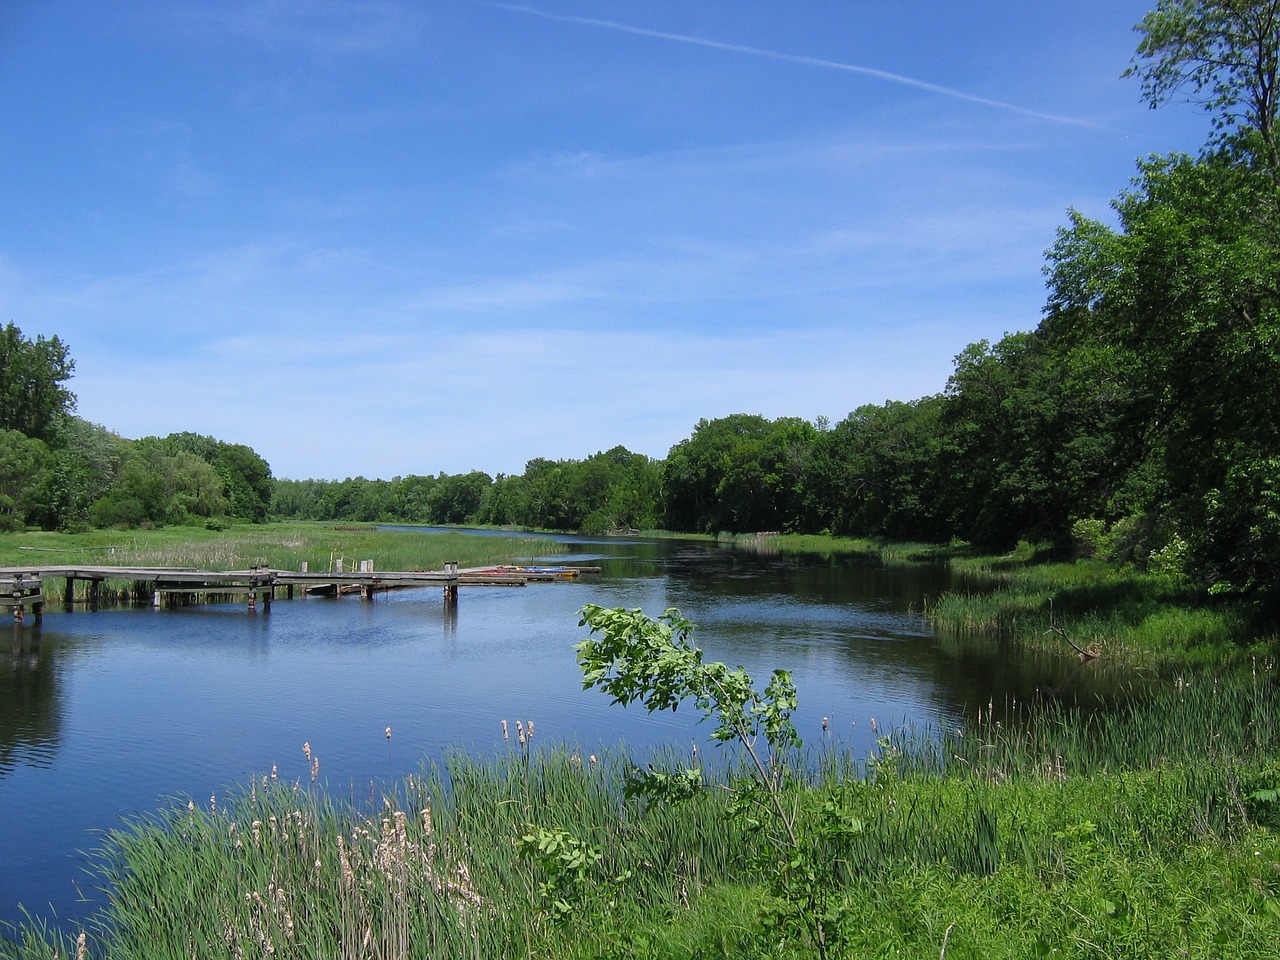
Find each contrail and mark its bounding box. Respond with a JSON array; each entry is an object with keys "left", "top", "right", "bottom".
[{"left": 485, "top": 2, "right": 1093, "bottom": 127}]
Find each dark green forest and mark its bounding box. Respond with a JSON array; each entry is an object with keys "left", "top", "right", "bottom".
[{"left": 5, "top": 1, "right": 1278, "bottom": 606}]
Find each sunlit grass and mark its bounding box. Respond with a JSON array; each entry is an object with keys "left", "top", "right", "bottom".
[
  {"left": 0, "top": 522, "right": 562, "bottom": 574},
  {"left": 927, "top": 552, "right": 1274, "bottom": 668}
]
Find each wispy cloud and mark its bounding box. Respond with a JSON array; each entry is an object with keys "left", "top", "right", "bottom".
[{"left": 486, "top": 2, "right": 1095, "bottom": 127}]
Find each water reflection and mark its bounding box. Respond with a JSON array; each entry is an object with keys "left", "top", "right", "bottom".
[{"left": 0, "top": 625, "right": 60, "bottom": 777}]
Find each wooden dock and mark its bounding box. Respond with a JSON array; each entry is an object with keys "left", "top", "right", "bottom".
[
  {"left": 0, "top": 561, "right": 600, "bottom": 615},
  {"left": 1, "top": 572, "right": 45, "bottom": 624}
]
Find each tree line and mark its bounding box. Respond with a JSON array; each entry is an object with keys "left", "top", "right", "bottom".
[
  {"left": 5, "top": 2, "right": 1277, "bottom": 604},
  {"left": 1, "top": 322, "right": 272, "bottom": 532}
]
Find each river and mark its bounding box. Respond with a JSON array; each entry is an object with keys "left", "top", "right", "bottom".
[{"left": 0, "top": 531, "right": 1105, "bottom": 930}]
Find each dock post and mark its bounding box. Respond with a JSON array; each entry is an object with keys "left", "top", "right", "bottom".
[
  {"left": 64, "top": 577, "right": 75, "bottom": 606},
  {"left": 444, "top": 560, "right": 459, "bottom": 610},
  {"left": 12, "top": 574, "right": 23, "bottom": 625},
  {"left": 153, "top": 590, "right": 162, "bottom": 609}
]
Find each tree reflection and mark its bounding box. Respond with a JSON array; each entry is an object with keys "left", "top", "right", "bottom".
[{"left": 0, "top": 626, "right": 61, "bottom": 777}]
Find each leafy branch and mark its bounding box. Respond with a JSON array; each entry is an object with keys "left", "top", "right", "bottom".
[{"left": 575, "top": 604, "right": 842, "bottom": 958}]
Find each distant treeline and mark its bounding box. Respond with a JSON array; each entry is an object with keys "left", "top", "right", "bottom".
[{"left": 271, "top": 446, "right": 663, "bottom": 534}]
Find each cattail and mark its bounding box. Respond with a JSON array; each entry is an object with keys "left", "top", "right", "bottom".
[
  {"left": 210, "top": 792, "right": 217, "bottom": 813},
  {"left": 271, "top": 764, "right": 278, "bottom": 781},
  {"left": 337, "top": 834, "right": 354, "bottom": 887},
  {"left": 302, "top": 741, "right": 311, "bottom": 761},
  {"left": 252, "top": 820, "right": 262, "bottom": 843},
  {"left": 589, "top": 754, "right": 597, "bottom": 766},
  {"left": 822, "top": 716, "right": 829, "bottom": 732},
  {"left": 76, "top": 932, "right": 87, "bottom": 960},
  {"left": 501, "top": 719, "right": 509, "bottom": 741},
  {"left": 527, "top": 720, "right": 534, "bottom": 740},
  {"left": 385, "top": 726, "right": 392, "bottom": 741},
  {"left": 311, "top": 756, "right": 320, "bottom": 781}
]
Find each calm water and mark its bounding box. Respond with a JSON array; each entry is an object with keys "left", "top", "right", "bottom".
[{"left": 1, "top": 532, "right": 1102, "bottom": 928}]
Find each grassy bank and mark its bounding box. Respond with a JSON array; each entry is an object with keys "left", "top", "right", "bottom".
[
  {"left": 0, "top": 522, "right": 562, "bottom": 576},
  {"left": 926, "top": 549, "right": 1275, "bottom": 669},
  {"left": 5, "top": 659, "right": 1277, "bottom": 959}
]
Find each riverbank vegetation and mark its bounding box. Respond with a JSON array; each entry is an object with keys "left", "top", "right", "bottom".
[
  {"left": 0, "top": 522, "right": 560, "bottom": 579},
  {"left": 4, "top": 606, "right": 1277, "bottom": 959}
]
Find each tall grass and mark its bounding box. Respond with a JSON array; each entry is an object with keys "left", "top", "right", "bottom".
[
  {"left": 929, "top": 554, "right": 1272, "bottom": 667},
  {"left": 0, "top": 522, "right": 561, "bottom": 573},
  {"left": 5, "top": 663, "right": 1278, "bottom": 959},
  {"left": 2, "top": 743, "right": 751, "bottom": 960}
]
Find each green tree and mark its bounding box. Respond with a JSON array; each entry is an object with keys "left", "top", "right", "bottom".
[
  {"left": 522, "top": 458, "right": 574, "bottom": 529},
  {"left": 0, "top": 322, "right": 75, "bottom": 443},
  {"left": 0, "top": 428, "right": 48, "bottom": 530},
  {"left": 475, "top": 472, "right": 530, "bottom": 526},
  {"left": 167, "top": 451, "right": 230, "bottom": 520},
  {"left": 388, "top": 474, "right": 438, "bottom": 523},
  {"left": 90, "top": 446, "right": 171, "bottom": 528},
  {"left": 428, "top": 470, "right": 492, "bottom": 525},
  {"left": 35, "top": 418, "right": 125, "bottom": 531},
  {"left": 662, "top": 414, "right": 817, "bottom": 534},
  {"left": 1127, "top": 0, "right": 1280, "bottom": 167},
  {"left": 810, "top": 398, "right": 946, "bottom": 540},
  {"left": 938, "top": 332, "right": 1147, "bottom": 549},
  {"left": 1045, "top": 153, "right": 1280, "bottom": 592},
  {"left": 149, "top": 433, "right": 273, "bottom": 522}
]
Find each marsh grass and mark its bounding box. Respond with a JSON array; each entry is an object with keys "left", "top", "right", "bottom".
[
  {"left": 2, "top": 744, "right": 751, "bottom": 960},
  {"left": 5, "top": 662, "right": 1278, "bottom": 959},
  {"left": 929, "top": 554, "right": 1273, "bottom": 667},
  {"left": 0, "top": 523, "right": 562, "bottom": 602}
]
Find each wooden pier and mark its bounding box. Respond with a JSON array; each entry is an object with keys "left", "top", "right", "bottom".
[
  {"left": 0, "top": 561, "right": 599, "bottom": 614},
  {"left": 1, "top": 572, "right": 45, "bottom": 624}
]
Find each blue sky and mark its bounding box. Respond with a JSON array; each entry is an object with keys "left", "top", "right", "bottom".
[{"left": 1, "top": 1, "right": 1207, "bottom": 481}]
